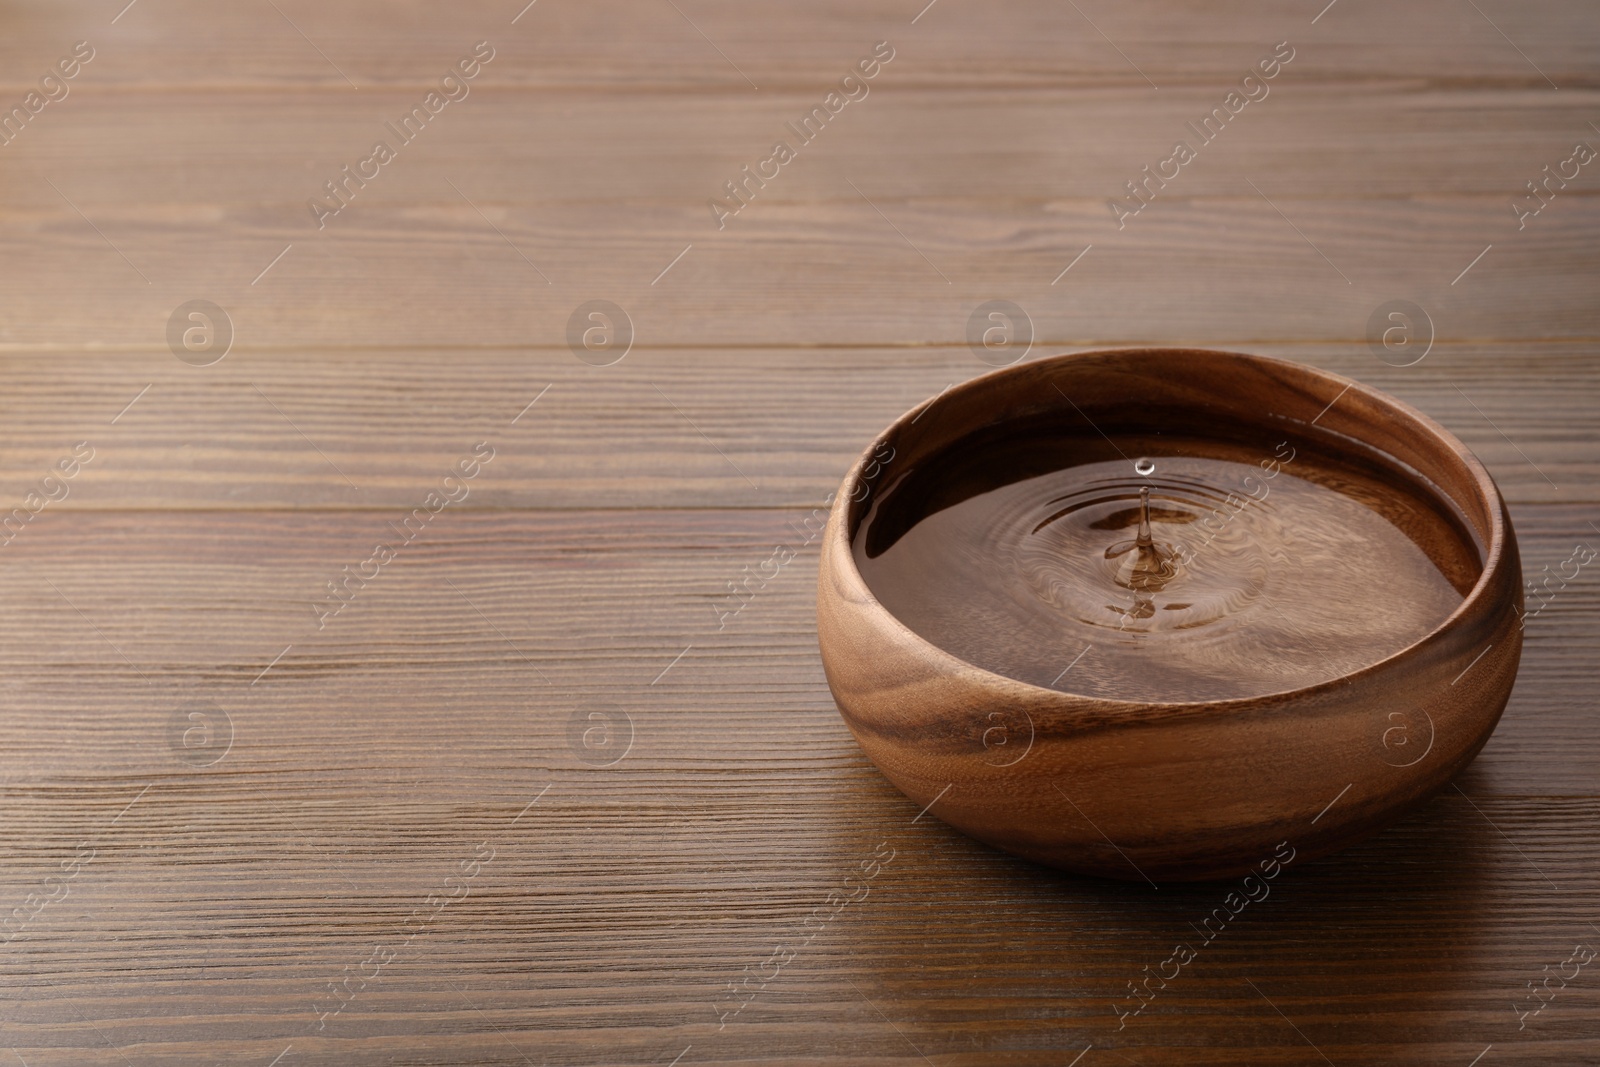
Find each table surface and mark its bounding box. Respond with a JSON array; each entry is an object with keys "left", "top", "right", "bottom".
[{"left": 2, "top": 2, "right": 1597, "bottom": 1064}]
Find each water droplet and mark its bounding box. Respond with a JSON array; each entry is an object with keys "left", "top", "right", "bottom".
[{"left": 1134, "top": 458, "right": 1155, "bottom": 477}]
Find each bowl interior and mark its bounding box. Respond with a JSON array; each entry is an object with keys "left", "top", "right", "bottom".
[{"left": 838, "top": 348, "right": 1504, "bottom": 704}]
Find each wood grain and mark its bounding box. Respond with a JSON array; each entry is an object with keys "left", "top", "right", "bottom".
[
  {"left": 0, "top": 344, "right": 1594, "bottom": 510},
  {"left": 3, "top": 0, "right": 1598, "bottom": 89},
  {"left": 4, "top": 86, "right": 1600, "bottom": 346},
  {"left": 1, "top": 0, "right": 1597, "bottom": 1063}
]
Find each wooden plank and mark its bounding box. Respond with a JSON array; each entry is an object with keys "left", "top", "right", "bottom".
[
  {"left": 1, "top": 87, "right": 1598, "bottom": 346},
  {"left": 0, "top": 344, "right": 1590, "bottom": 510},
  {"left": 0, "top": 506, "right": 1592, "bottom": 797},
  {"left": 1, "top": 775, "right": 1596, "bottom": 1063},
  {"left": 1, "top": 0, "right": 1594, "bottom": 89},
  {"left": 14, "top": 84, "right": 1594, "bottom": 204}
]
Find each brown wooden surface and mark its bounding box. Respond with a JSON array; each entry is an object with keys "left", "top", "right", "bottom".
[{"left": 0, "top": 1, "right": 1596, "bottom": 1064}]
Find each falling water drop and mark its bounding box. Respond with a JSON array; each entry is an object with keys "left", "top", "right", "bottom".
[
  {"left": 1134, "top": 457, "right": 1156, "bottom": 477},
  {"left": 1104, "top": 485, "right": 1179, "bottom": 592}
]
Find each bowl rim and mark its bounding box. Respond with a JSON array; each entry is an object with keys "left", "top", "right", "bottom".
[{"left": 825, "top": 346, "right": 1513, "bottom": 711}]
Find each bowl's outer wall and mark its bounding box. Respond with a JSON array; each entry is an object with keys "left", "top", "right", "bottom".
[{"left": 816, "top": 349, "right": 1524, "bottom": 882}]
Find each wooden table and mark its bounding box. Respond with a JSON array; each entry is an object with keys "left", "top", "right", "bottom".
[{"left": 2, "top": 2, "right": 1596, "bottom": 1063}]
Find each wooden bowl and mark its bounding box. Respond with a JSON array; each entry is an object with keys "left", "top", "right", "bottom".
[{"left": 817, "top": 348, "right": 1523, "bottom": 881}]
